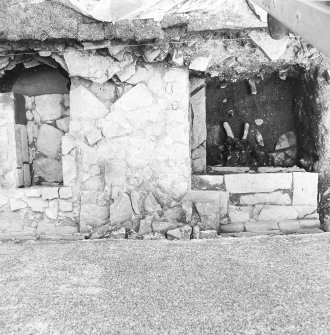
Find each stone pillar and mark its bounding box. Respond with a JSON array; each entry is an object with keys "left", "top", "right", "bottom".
[{"left": 0, "top": 93, "right": 19, "bottom": 189}]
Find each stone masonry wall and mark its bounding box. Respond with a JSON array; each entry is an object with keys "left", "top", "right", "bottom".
[
  {"left": 65, "top": 63, "right": 191, "bottom": 239},
  {"left": 192, "top": 172, "right": 320, "bottom": 235}
]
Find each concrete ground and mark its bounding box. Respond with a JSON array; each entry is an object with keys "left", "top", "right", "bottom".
[{"left": 0, "top": 234, "right": 330, "bottom": 335}]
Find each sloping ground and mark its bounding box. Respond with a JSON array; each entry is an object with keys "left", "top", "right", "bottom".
[
  {"left": 0, "top": 234, "right": 330, "bottom": 334},
  {"left": 0, "top": 0, "right": 265, "bottom": 41}
]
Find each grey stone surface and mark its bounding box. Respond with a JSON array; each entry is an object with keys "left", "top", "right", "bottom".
[
  {"left": 2, "top": 234, "right": 330, "bottom": 334},
  {"left": 33, "top": 157, "right": 63, "bottom": 183},
  {"left": 37, "top": 124, "right": 64, "bottom": 158}
]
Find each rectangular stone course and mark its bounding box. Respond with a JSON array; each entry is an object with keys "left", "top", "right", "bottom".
[{"left": 225, "top": 173, "right": 292, "bottom": 194}]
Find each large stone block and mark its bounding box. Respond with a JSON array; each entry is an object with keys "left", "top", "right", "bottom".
[
  {"left": 80, "top": 204, "right": 109, "bottom": 228},
  {"left": 42, "top": 187, "right": 59, "bottom": 200},
  {"left": 70, "top": 85, "right": 109, "bottom": 121},
  {"left": 33, "top": 157, "right": 63, "bottom": 183},
  {"left": 190, "top": 83, "right": 206, "bottom": 150},
  {"left": 110, "top": 193, "right": 133, "bottom": 226},
  {"left": 64, "top": 50, "right": 124, "bottom": 84},
  {"left": 37, "top": 124, "right": 64, "bottom": 158},
  {"left": 35, "top": 94, "right": 64, "bottom": 121},
  {"left": 195, "top": 201, "right": 219, "bottom": 231},
  {"left": 239, "top": 191, "right": 291, "bottom": 205},
  {"left": 62, "top": 155, "right": 77, "bottom": 186},
  {"left": 292, "top": 172, "right": 318, "bottom": 206},
  {"left": 225, "top": 173, "right": 292, "bottom": 194},
  {"left": 228, "top": 206, "right": 252, "bottom": 223},
  {"left": 258, "top": 206, "right": 298, "bottom": 222}
]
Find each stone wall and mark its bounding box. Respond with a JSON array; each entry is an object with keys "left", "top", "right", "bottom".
[
  {"left": 192, "top": 172, "right": 320, "bottom": 235},
  {"left": 0, "top": 37, "right": 326, "bottom": 239},
  {"left": 66, "top": 62, "right": 191, "bottom": 238}
]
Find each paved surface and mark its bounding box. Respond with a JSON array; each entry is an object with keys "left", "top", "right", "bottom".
[{"left": 0, "top": 234, "right": 330, "bottom": 335}]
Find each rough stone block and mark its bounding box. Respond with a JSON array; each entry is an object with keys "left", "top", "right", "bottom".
[
  {"left": 109, "top": 227, "right": 126, "bottom": 239},
  {"left": 70, "top": 85, "right": 109, "bottom": 121},
  {"left": 180, "top": 224, "right": 192, "bottom": 240},
  {"left": 35, "top": 94, "right": 64, "bottom": 121},
  {"left": 42, "top": 187, "right": 59, "bottom": 200},
  {"left": 200, "top": 230, "right": 218, "bottom": 239},
  {"left": 45, "top": 199, "right": 59, "bottom": 220},
  {"left": 62, "top": 155, "right": 77, "bottom": 186},
  {"left": 9, "top": 198, "right": 27, "bottom": 211},
  {"left": 23, "top": 164, "right": 31, "bottom": 187},
  {"left": 239, "top": 191, "right": 291, "bottom": 205},
  {"left": 278, "top": 220, "right": 300, "bottom": 231},
  {"left": 86, "top": 128, "right": 102, "bottom": 146},
  {"left": 33, "top": 158, "right": 63, "bottom": 183},
  {"left": 220, "top": 223, "right": 244, "bottom": 233},
  {"left": 80, "top": 204, "right": 109, "bottom": 228},
  {"left": 62, "top": 136, "right": 76, "bottom": 155},
  {"left": 36, "top": 221, "right": 57, "bottom": 235},
  {"left": 167, "top": 228, "right": 181, "bottom": 240},
  {"left": 195, "top": 201, "right": 218, "bottom": 231},
  {"left": 25, "top": 197, "right": 48, "bottom": 212},
  {"left": 292, "top": 172, "right": 318, "bottom": 206},
  {"left": 299, "top": 219, "right": 320, "bottom": 229},
  {"left": 19, "top": 125, "right": 29, "bottom": 163},
  {"left": 190, "top": 84, "right": 206, "bottom": 150},
  {"left": 152, "top": 221, "right": 180, "bottom": 234},
  {"left": 59, "top": 187, "right": 73, "bottom": 199},
  {"left": 192, "top": 175, "right": 224, "bottom": 190},
  {"left": 138, "top": 216, "right": 153, "bottom": 236},
  {"left": 258, "top": 206, "right": 297, "bottom": 221},
  {"left": 14, "top": 125, "right": 23, "bottom": 168},
  {"left": 192, "top": 225, "right": 200, "bottom": 239},
  {"left": 110, "top": 193, "right": 133, "bottom": 226},
  {"left": 245, "top": 221, "right": 279, "bottom": 232},
  {"left": 293, "top": 205, "right": 318, "bottom": 220},
  {"left": 56, "top": 117, "right": 70, "bottom": 133},
  {"left": 59, "top": 200, "right": 73, "bottom": 212},
  {"left": 225, "top": 173, "right": 292, "bottom": 194},
  {"left": 0, "top": 194, "right": 8, "bottom": 207},
  {"left": 228, "top": 206, "right": 252, "bottom": 223},
  {"left": 37, "top": 124, "right": 64, "bottom": 158},
  {"left": 163, "top": 207, "right": 185, "bottom": 223},
  {"left": 24, "top": 187, "right": 41, "bottom": 198},
  {"left": 55, "top": 226, "right": 79, "bottom": 235}
]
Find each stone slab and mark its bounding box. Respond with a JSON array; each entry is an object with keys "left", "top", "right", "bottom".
[
  {"left": 239, "top": 191, "right": 291, "bottom": 205},
  {"left": 258, "top": 206, "right": 298, "bottom": 222},
  {"left": 292, "top": 172, "right": 318, "bottom": 206},
  {"left": 228, "top": 206, "right": 252, "bottom": 223},
  {"left": 225, "top": 173, "right": 292, "bottom": 194}
]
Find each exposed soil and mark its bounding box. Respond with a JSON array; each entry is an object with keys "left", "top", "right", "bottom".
[{"left": 206, "top": 72, "right": 300, "bottom": 166}]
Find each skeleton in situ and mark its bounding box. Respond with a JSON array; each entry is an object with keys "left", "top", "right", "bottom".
[{"left": 223, "top": 122, "right": 268, "bottom": 166}]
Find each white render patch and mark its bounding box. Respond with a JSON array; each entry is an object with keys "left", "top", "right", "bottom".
[
  {"left": 292, "top": 172, "right": 318, "bottom": 206},
  {"left": 225, "top": 173, "right": 292, "bottom": 194}
]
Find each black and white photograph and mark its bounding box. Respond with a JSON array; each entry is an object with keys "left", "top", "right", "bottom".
[{"left": 0, "top": 0, "right": 329, "bottom": 334}]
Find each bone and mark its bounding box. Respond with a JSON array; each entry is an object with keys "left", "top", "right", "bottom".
[
  {"left": 223, "top": 122, "right": 234, "bottom": 138},
  {"left": 242, "top": 123, "right": 249, "bottom": 140}
]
